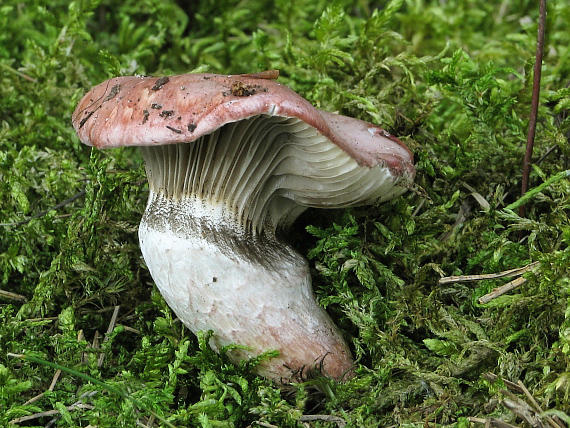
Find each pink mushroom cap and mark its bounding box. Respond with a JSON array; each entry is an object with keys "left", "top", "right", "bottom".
[{"left": 73, "top": 72, "right": 414, "bottom": 178}]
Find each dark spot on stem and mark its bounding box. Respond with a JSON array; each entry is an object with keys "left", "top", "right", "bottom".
[
  {"left": 142, "top": 110, "right": 149, "bottom": 124},
  {"left": 187, "top": 123, "right": 197, "bottom": 132},
  {"left": 151, "top": 103, "right": 162, "bottom": 109}
]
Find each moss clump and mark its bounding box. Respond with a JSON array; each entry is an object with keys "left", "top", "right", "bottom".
[{"left": 1, "top": 0, "right": 569, "bottom": 426}]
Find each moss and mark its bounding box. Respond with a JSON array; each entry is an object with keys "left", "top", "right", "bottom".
[{"left": 1, "top": 0, "right": 569, "bottom": 426}]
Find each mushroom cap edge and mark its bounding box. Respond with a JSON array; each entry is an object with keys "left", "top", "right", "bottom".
[{"left": 72, "top": 73, "right": 415, "bottom": 180}]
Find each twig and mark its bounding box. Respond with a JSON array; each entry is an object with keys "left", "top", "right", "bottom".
[
  {"left": 518, "top": 380, "right": 544, "bottom": 414},
  {"left": 438, "top": 261, "right": 539, "bottom": 284},
  {"left": 136, "top": 414, "right": 156, "bottom": 428},
  {"left": 253, "top": 423, "right": 279, "bottom": 428},
  {"left": 45, "top": 391, "right": 99, "bottom": 428},
  {"left": 7, "top": 353, "right": 176, "bottom": 428},
  {"left": 22, "top": 369, "right": 62, "bottom": 406},
  {"left": 23, "top": 316, "right": 58, "bottom": 322},
  {"left": 299, "top": 414, "right": 347, "bottom": 427},
  {"left": 0, "top": 189, "right": 86, "bottom": 227},
  {"left": 473, "top": 376, "right": 564, "bottom": 428},
  {"left": 468, "top": 417, "right": 520, "bottom": 428},
  {"left": 478, "top": 276, "right": 528, "bottom": 304},
  {"left": 9, "top": 404, "right": 94, "bottom": 424},
  {"left": 517, "top": 381, "right": 565, "bottom": 428},
  {"left": 412, "top": 198, "right": 426, "bottom": 217},
  {"left": 467, "top": 418, "right": 518, "bottom": 428},
  {"left": 121, "top": 325, "right": 141, "bottom": 334},
  {"left": 98, "top": 305, "right": 120, "bottom": 367},
  {"left": 78, "top": 329, "right": 89, "bottom": 364},
  {"left": 503, "top": 400, "right": 543, "bottom": 428},
  {"left": 482, "top": 373, "right": 525, "bottom": 394},
  {"left": 0, "top": 289, "right": 27, "bottom": 302},
  {"left": 49, "top": 369, "right": 62, "bottom": 390},
  {"left": 439, "top": 262, "right": 541, "bottom": 305},
  {"left": 0, "top": 63, "right": 38, "bottom": 82},
  {"left": 500, "top": 388, "right": 543, "bottom": 427},
  {"left": 520, "top": 0, "right": 547, "bottom": 218},
  {"left": 534, "top": 145, "right": 559, "bottom": 166}
]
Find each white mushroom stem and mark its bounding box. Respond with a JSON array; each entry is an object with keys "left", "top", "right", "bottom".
[
  {"left": 138, "top": 115, "right": 405, "bottom": 382},
  {"left": 138, "top": 195, "right": 351, "bottom": 381}
]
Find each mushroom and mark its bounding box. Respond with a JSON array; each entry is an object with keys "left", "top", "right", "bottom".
[{"left": 72, "top": 72, "right": 415, "bottom": 383}]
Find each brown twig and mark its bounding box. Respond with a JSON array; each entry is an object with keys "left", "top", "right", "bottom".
[
  {"left": 477, "top": 375, "right": 565, "bottom": 428},
  {"left": 22, "top": 369, "right": 62, "bottom": 406},
  {"left": 9, "top": 404, "right": 94, "bottom": 424},
  {"left": 0, "top": 289, "right": 27, "bottom": 302},
  {"left": 468, "top": 417, "right": 519, "bottom": 428},
  {"left": 299, "top": 415, "right": 346, "bottom": 427},
  {"left": 97, "top": 305, "right": 120, "bottom": 367},
  {"left": 0, "top": 63, "right": 38, "bottom": 82},
  {"left": 520, "top": 0, "right": 547, "bottom": 218},
  {"left": 0, "top": 189, "right": 86, "bottom": 227},
  {"left": 517, "top": 381, "right": 565, "bottom": 428},
  {"left": 478, "top": 276, "right": 528, "bottom": 304},
  {"left": 482, "top": 373, "right": 525, "bottom": 394},
  {"left": 438, "top": 261, "right": 539, "bottom": 285}
]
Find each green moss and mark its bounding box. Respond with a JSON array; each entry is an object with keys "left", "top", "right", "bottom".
[{"left": 1, "top": 0, "right": 569, "bottom": 426}]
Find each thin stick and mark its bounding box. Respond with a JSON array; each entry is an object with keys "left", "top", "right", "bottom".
[
  {"left": 517, "top": 380, "right": 564, "bottom": 428},
  {"left": 22, "top": 369, "right": 62, "bottom": 405},
  {"left": 0, "top": 63, "right": 38, "bottom": 82},
  {"left": 45, "top": 391, "right": 99, "bottom": 428},
  {"left": 467, "top": 418, "right": 519, "bottom": 428},
  {"left": 9, "top": 404, "right": 94, "bottom": 424},
  {"left": 23, "top": 316, "right": 58, "bottom": 322},
  {"left": 254, "top": 423, "right": 279, "bottom": 428},
  {"left": 7, "top": 353, "right": 176, "bottom": 428},
  {"left": 520, "top": 0, "right": 547, "bottom": 218},
  {"left": 0, "top": 189, "right": 86, "bottom": 227},
  {"left": 478, "top": 276, "right": 527, "bottom": 304},
  {"left": 0, "top": 290, "right": 27, "bottom": 302},
  {"left": 239, "top": 69, "right": 280, "bottom": 80},
  {"left": 98, "top": 306, "right": 120, "bottom": 367},
  {"left": 438, "top": 261, "right": 539, "bottom": 284},
  {"left": 299, "top": 415, "right": 346, "bottom": 427},
  {"left": 482, "top": 373, "right": 525, "bottom": 394},
  {"left": 48, "top": 370, "right": 62, "bottom": 391}
]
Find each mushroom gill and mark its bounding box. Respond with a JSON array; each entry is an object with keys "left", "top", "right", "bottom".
[{"left": 139, "top": 114, "right": 404, "bottom": 381}]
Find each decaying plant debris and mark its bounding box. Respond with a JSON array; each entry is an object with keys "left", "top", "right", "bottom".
[{"left": 1, "top": 0, "right": 569, "bottom": 427}]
